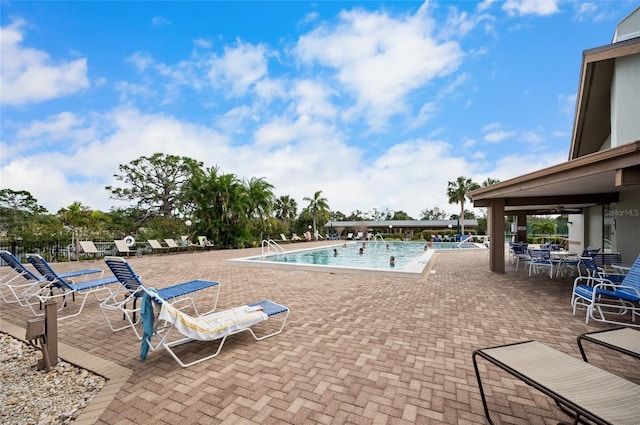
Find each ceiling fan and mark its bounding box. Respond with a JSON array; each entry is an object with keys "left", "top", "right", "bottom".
[{"left": 537, "top": 205, "right": 582, "bottom": 214}]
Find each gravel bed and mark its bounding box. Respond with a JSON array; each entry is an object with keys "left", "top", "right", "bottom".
[{"left": 0, "top": 333, "right": 106, "bottom": 424}]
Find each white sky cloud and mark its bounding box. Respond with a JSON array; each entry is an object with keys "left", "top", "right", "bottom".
[
  {"left": 294, "top": 3, "right": 464, "bottom": 129},
  {"left": 0, "top": 20, "right": 89, "bottom": 105},
  {"left": 502, "top": 0, "right": 560, "bottom": 17},
  {"left": 207, "top": 39, "right": 269, "bottom": 97}
]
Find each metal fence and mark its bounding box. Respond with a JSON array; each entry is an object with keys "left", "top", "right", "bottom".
[{"left": 0, "top": 240, "right": 129, "bottom": 264}]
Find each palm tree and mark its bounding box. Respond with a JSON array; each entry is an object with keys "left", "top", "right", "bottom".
[
  {"left": 303, "top": 190, "right": 329, "bottom": 240},
  {"left": 446, "top": 177, "right": 480, "bottom": 237},
  {"left": 275, "top": 195, "right": 298, "bottom": 228},
  {"left": 481, "top": 177, "right": 500, "bottom": 187},
  {"left": 244, "top": 177, "right": 275, "bottom": 224},
  {"left": 57, "top": 201, "right": 91, "bottom": 259}
]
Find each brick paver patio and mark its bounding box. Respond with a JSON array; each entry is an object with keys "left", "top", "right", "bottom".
[{"left": 2, "top": 243, "right": 638, "bottom": 424}]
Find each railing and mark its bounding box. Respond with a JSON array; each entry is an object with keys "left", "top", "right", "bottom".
[
  {"left": 0, "top": 240, "right": 148, "bottom": 263},
  {"left": 372, "top": 234, "right": 385, "bottom": 243},
  {"left": 261, "top": 239, "right": 285, "bottom": 257},
  {"left": 0, "top": 240, "right": 71, "bottom": 263},
  {"left": 457, "top": 235, "right": 474, "bottom": 247}
]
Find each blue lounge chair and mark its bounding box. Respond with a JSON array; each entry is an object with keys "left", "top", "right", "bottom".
[
  {"left": 25, "top": 254, "right": 119, "bottom": 320},
  {"left": 572, "top": 255, "right": 640, "bottom": 327},
  {"left": 100, "top": 256, "right": 221, "bottom": 339},
  {"left": 0, "top": 250, "right": 42, "bottom": 306},
  {"left": 139, "top": 286, "right": 289, "bottom": 367}
]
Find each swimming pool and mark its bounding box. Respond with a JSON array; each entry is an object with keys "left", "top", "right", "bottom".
[{"left": 227, "top": 241, "right": 481, "bottom": 279}]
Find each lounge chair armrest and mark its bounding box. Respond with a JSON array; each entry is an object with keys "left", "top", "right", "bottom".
[
  {"left": 591, "top": 281, "right": 633, "bottom": 292},
  {"left": 597, "top": 272, "right": 625, "bottom": 283},
  {"left": 572, "top": 275, "right": 606, "bottom": 287}
]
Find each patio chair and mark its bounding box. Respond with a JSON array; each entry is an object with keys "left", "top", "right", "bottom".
[
  {"left": 346, "top": 232, "right": 353, "bottom": 240},
  {"left": 100, "top": 256, "right": 221, "bottom": 339},
  {"left": 164, "top": 239, "right": 183, "bottom": 253},
  {"left": 147, "top": 239, "right": 170, "bottom": 255},
  {"left": 197, "top": 236, "right": 213, "bottom": 250},
  {"left": 79, "top": 241, "right": 99, "bottom": 261},
  {"left": 114, "top": 239, "right": 132, "bottom": 257},
  {"left": 509, "top": 243, "right": 528, "bottom": 268},
  {"left": 513, "top": 246, "right": 532, "bottom": 272},
  {"left": 590, "top": 252, "right": 622, "bottom": 273},
  {"left": 24, "top": 254, "right": 118, "bottom": 320},
  {"left": 139, "top": 286, "right": 289, "bottom": 367},
  {"left": 571, "top": 254, "right": 640, "bottom": 327},
  {"left": 577, "top": 256, "right": 625, "bottom": 282},
  {"left": 0, "top": 250, "right": 42, "bottom": 306},
  {"left": 473, "top": 340, "right": 640, "bottom": 425},
  {"left": 527, "top": 249, "right": 554, "bottom": 278}
]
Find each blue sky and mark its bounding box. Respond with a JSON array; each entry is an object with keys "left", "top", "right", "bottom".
[{"left": 1, "top": 1, "right": 637, "bottom": 218}]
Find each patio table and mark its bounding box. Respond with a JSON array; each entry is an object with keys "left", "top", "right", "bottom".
[{"left": 550, "top": 251, "right": 579, "bottom": 278}]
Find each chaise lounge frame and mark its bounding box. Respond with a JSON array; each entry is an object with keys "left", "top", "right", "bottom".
[
  {"left": 141, "top": 286, "right": 289, "bottom": 367},
  {"left": 25, "top": 254, "right": 118, "bottom": 320},
  {"left": 101, "top": 256, "right": 221, "bottom": 339},
  {"left": 473, "top": 340, "right": 640, "bottom": 425}
]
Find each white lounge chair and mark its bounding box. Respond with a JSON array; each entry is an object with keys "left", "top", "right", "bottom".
[
  {"left": 101, "top": 256, "right": 220, "bottom": 339},
  {"left": 114, "top": 239, "right": 132, "bottom": 257},
  {"left": 25, "top": 254, "right": 118, "bottom": 320},
  {"left": 164, "top": 239, "right": 184, "bottom": 253},
  {"left": 79, "top": 241, "right": 99, "bottom": 261},
  {"left": 139, "top": 287, "right": 289, "bottom": 367},
  {"left": 0, "top": 250, "right": 42, "bottom": 306},
  {"left": 147, "top": 239, "right": 170, "bottom": 255}
]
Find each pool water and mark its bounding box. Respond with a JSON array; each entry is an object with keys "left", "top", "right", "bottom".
[
  {"left": 267, "top": 241, "right": 422, "bottom": 269},
  {"left": 228, "top": 240, "right": 480, "bottom": 278}
]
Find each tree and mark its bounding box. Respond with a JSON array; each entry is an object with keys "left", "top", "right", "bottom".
[
  {"left": 446, "top": 176, "right": 480, "bottom": 236},
  {"left": 330, "top": 210, "right": 347, "bottom": 221},
  {"left": 275, "top": 195, "right": 298, "bottom": 228},
  {"left": 481, "top": 177, "right": 500, "bottom": 187},
  {"left": 347, "top": 210, "right": 366, "bottom": 221},
  {"left": 244, "top": 177, "right": 275, "bottom": 224},
  {"left": 184, "top": 166, "right": 251, "bottom": 247},
  {"left": 106, "top": 153, "right": 202, "bottom": 218},
  {"left": 303, "top": 190, "right": 329, "bottom": 240},
  {"left": 391, "top": 210, "right": 413, "bottom": 220},
  {"left": 530, "top": 220, "right": 556, "bottom": 241},
  {"left": 58, "top": 201, "right": 93, "bottom": 258},
  {"left": 57, "top": 201, "right": 91, "bottom": 228},
  {"left": 420, "top": 206, "right": 448, "bottom": 220},
  {"left": 0, "top": 189, "right": 47, "bottom": 214},
  {"left": 0, "top": 189, "right": 48, "bottom": 238}
]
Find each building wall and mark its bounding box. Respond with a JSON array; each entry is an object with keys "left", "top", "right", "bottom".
[
  {"left": 611, "top": 54, "right": 640, "bottom": 147},
  {"left": 584, "top": 206, "right": 603, "bottom": 253},
  {"left": 608, "top": 190, "right": 640, "bottom": 264},
  {"left": 567, "top": 213, "right": 584, "bottom": 253}
]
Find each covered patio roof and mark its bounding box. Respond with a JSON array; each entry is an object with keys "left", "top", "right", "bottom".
[{"left": 471, "top": 141, "right": 640, "bottom": 216}]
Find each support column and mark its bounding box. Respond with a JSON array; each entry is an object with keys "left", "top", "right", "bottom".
[
  {"left": 489, "top": 198, "right": 505, "bottom": 273},
  {"left": 516, "top": 212, "right": 527, "bottom": 243}
]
